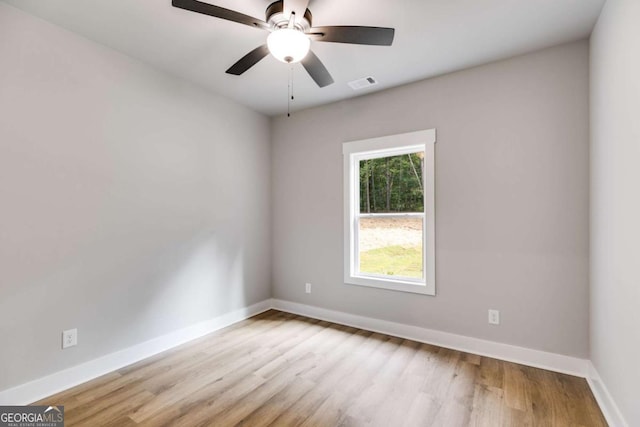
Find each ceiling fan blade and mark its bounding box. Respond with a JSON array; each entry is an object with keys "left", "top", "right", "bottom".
[
  {"left": 308, "top": 26, "right": 395, "bottom": 46},
  {"left": 226, "top": 45, "right": 270, "bottom": 75},
  {"left": 283, "top": 0, "right": 310, "bottom": 22},
  {"left": 301, "top": 50, "right": 334, "bottom": 88},
  {"left": 172, "top": 0, "right": 269, "bottom": 31}
]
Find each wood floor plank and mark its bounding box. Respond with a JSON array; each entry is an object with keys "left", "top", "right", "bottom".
[
  {"left": 180, "top": 328, "right": 362, "bottom": 426},
  {"left": 234, "top": 375, "right": 316, "bottom": 427},
  {"left": 151, "top": 321, "right": 359, "bottom": 426},
  {"left": 478, "top": 355, "right": 504, "bottom": 389},
  {"left": 268, "top": 331, "right": 388, "bottom": 427},
  {"left": 33, "top": 310, "right": 607, "bottom": 427},
  {"left": 503, "top": 361, "right": 533, "bottom": 412},
  {"left": 342, "top": 338, "right": 420, "bottom": 424},
  {"left": 64, "top": 386, "right": 153, "bottom": 425},
  {"left": 469, "top": 384, "right": 505, "bottom": 427},
  {"left": 402, "top": 391, "right": 441, "bottom": 427}
]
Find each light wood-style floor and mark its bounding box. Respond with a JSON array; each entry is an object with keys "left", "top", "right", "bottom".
[{"left": 35, "top": 310, "right": 607, "bottom": 426}]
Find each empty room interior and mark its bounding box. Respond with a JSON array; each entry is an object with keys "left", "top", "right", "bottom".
[{"left": 0, "top": 0, "right": 638, "bottom": 425}]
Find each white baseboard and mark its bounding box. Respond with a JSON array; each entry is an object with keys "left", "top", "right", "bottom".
[
  {"left": 271, "top": 299, "right": 589, "bottom": 377},
  {"left": 586, "top": 362, "right": 628, "bottom": 427},
  {"left": 0, "top": 299, "right": 273, "bottom": 406}
]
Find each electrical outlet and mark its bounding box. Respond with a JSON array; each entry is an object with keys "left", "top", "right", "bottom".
[
  {"left": 488, "top": 310, "right": 500, "bottom": 325},
  {"left": 62, "top": 328, "right": 77, "bottom": 349},
  {"left": 305, "top": 283, "right": 312, "bottom": 294}
]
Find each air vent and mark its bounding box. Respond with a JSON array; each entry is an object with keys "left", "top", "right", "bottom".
[{"left": 348, "top": 76, "right": 379, "bottom": 90}]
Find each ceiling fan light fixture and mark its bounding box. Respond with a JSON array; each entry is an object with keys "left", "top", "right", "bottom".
[{"left": 267, "top": 28, "right": 310, "bottom": 63}]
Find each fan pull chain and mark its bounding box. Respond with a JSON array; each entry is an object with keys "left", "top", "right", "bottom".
[
  {"left": 287, "top": 64, "right": 294, "bottom": 117},
  {"left": 290, "top": 64, "right": 295, "bottom": 101}
]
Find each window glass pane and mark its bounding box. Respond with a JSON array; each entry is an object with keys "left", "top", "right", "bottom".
[
  {"left": 359, "top": 152, "right": 424, "bottom": 214},
  {"left": 359, "top": 216, "right": 423, "bottom": 278},
  {"left": 358, "top": 151, "right": 425, "bottom": 280}
]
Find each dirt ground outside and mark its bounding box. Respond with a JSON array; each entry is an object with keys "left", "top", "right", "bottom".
[{"left": 359, "top": 216, "right": 423, "bottom": 252}]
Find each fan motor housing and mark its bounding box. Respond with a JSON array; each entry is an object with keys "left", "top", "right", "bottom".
[{"left": 266, "top": 0, "right": 312, "bottom": 32}]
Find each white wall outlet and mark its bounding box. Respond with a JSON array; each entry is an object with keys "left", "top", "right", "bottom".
[
  {"left": 305, "top": 283, "right": 312, "bottom": 294},
  {"left": 62, "top": 328, "right": 77, "bottom": 349},
  {"left": 488, "top": 310, "right": 500, "bottom": 325}
]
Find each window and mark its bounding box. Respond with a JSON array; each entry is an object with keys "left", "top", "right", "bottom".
[{"left": 343, "top": 129, "right": 436, "bottom": 295}]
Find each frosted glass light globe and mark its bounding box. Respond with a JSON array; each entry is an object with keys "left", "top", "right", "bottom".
[{"left": 267, "top": 28, "right": 310, "bottom": 63}]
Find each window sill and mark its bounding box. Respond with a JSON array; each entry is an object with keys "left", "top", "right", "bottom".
[{"left": 345, "top": 274, "right": 435, "bottom": 296}]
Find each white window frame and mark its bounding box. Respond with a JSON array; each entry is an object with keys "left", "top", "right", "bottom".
[{"left": 343, "top": 129, "right": 436, "bottom": 296}]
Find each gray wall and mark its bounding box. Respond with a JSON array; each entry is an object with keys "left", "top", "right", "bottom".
[
  {"left": 272, "top": 41, "right": 590, "bottom": 358},
  {"left": 590, "top": 0, "right": 640, "bottom": 424},
  {"left": 0, "top": 3, "right": 270, "bottom": 390}
]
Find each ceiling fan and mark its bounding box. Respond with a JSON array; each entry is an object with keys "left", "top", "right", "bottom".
[{"left": 172, "top": 0, "right": 395, "bottom": 88}]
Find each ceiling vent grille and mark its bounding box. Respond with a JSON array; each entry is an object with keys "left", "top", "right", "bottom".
[{"left": 348, "top": 76, "right": 379, "bottom": 90}]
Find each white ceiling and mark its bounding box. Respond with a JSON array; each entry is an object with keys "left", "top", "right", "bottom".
[{"left": 3, "top": 0, "right": 604, "bottom": 116}]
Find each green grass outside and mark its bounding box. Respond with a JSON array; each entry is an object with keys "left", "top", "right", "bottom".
[{"left": 359, "top": 245, "right": 423, "bottom": 278}]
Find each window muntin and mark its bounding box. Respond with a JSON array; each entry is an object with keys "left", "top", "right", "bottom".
[{"left": 343, "top": 130, "right": 436, "bottom": 295}]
